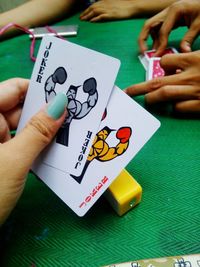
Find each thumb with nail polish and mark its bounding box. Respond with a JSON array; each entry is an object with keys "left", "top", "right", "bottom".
[{"left": 0, "top": 88, "right": 68, "bottom": 226}]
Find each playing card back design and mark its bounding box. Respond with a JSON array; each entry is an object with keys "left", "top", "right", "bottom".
[
  {"left": 44, "top": 67, "right": 98, "bottom": 146},
  {"left": 152, "top": 59, "right": 165, "bottom": 79},
  {"left": 71, "top": 126, "right": 132, "bottom": 184},
  {"left": 146, "top": 47, "right": 178, "bottom": 59}
]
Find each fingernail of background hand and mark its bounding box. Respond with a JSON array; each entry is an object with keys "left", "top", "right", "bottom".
[
  {"left": 46, "top": 92, "right": 68, "bottom": 120},
  {"left": 184, "top": 42, "right": 191, "bottom": 52}
]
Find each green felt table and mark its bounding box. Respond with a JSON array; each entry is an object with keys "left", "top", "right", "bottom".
[{"left": 0, "top": 13, "right": 200, "bottom": 267}]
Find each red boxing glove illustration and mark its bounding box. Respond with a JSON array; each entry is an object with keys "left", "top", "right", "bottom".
[{"left": 116, "top": 127, "right": 132, "bottom": 143}]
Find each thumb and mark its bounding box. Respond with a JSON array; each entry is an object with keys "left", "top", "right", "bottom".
[
  {"left": 8, "top": 92, "right": 68, "bottom": 170},
  {"left": 180, "top": 25, "right": 199, "bottom": 52}
]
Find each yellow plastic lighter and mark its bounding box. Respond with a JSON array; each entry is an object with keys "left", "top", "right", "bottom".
[{"left": 104, "top": 169, "right": 142, "bottom": 216}]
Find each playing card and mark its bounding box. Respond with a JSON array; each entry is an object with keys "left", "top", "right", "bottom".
[
  {"left": 139, "top": 47, "right": 178, "bottom": 71},
  {"left": 32, "top": 86, "right": 160, "bottom": 216},
  {"left": 145, "top": 47, "right": 178, "bottom": 59},
  {"left": 17, "top": 36, "right": 120, "bottom": 176},
  {"left": 146, "top": 57, "right": 165, "bottom": 81},
  {"left": 138, "top": 54, "right": 148, "bottom": 71}
]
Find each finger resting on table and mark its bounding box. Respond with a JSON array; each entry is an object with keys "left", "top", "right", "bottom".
[
  {"left": 174, "top": 100, "right": 200, "bottom": 114},
  {"left": 125, "top": 74, "right": 186, "bottom": 97},
  {"left": 145, "top": 85, "right": 199, "bottom": 104}
]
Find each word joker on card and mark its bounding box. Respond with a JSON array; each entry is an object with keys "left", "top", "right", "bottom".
[
  {"left": 75, "top": 130, "right": 93, "bottom": 169},
  {"left": 79, "top": 175, "right": 109, "bottom": 208},
  {"left": 36, "top": 42, "right": 52, "bottom": 83}
]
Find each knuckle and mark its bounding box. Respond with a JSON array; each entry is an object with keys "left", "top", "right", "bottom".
[
  {"left": 126, "top": 86, "right": 135, "bottom": 96},
  {"left": 149, "top": 78, "right": 164, "bottom": 90},
  {"left": 188, "top": 73, "right": 199, "bottom": 83},
  {"left": 184, "top": 31, "right": 198, "bottom": 42},
  {"left": 101, "top": 14, "right": 108, "bottom": 20},
  {"left": 193, "top": 87, "right": 200, "bottom": 99},
  {"left": 193, "top": 51, "right": 200, "bottom": 61},
  {"left": 160, "top": 86, "right": 171, "bottom": 98},
  {"left": 173, "top": 102, "right": 182, "bottom": 112},
  {"left": 143, "top": 21, "right": 149, "bottom": 28},
  {"left": 181, "top": 69, "right": 198, "bottom": 83},
  {"left": 159, "top": 27, "right": 167, "bottom": 38},
  {"left": 90, "top": 6, "right": 98, "bottom": 13},
  {"left": 143, "top": 20, "right": 151, "bottom": 30},
  {"left": 160, "top": 54, "right": 169, "bottom": 65},
  {"left": 0, "top": 114, "right": 8, "bottom": 139},
  {"left": 193, "top": 19, "right": 200, "bottom": 29},
  {"left": 172, "top": 2, "right": 183, "bottom": 13},
  {"left": 10, "top": 77, "right": 27, "bottom": 102},
  {"left": 27, "top": 116, "right": 54, "bottom": 145}
]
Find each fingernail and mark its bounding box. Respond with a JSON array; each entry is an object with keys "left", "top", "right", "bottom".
[
  {"left": 185, "top": 45, "right": 191, "bottom": 52},
  {"left": 46, "top": 92, "right": 68, "bottom": 120},
  {"left": 183, "top": 42, "right": 191, "bottom": 52}
]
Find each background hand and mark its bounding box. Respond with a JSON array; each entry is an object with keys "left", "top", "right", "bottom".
[
  {"left": 138, "top": 0, "right": 200, "bottom": 55},
  {"left": 80, "top": 0, "right": 140, "bottom": 22},
  {"left": 125, "top": 51, "right": 200, "bottom": 114}
]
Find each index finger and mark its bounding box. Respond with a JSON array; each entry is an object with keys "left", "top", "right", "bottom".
[
  {"left": 154, "top": 5, "right": 182, "bottom": 56},
  {"left": 0, "top": 78, "right": 29, "bottom": 113},
  {"left": 80, "top": 6, "right": 91, "bottom": 18},
  {"left": 138, "top": 9, "right": 167, "bottom": 54},
  {"left": 138, "top": 21, "right": 151, "bottom": 54},
  {"left": 125, "top": 72, "right": 184, "bottom": 97}
]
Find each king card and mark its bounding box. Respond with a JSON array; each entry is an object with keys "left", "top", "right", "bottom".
[
  {"left": 17, "top": 36, "right": 120, "bottom": 176},
  {"left": 32, "top": 86, "right": 160, "bottom": 216}
]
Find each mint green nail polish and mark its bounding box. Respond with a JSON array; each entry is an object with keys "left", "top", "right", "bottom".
[{"left": 46, "top": 92, "right": 68, "bottom": 120}]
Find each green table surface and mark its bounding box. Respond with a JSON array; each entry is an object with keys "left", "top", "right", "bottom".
[{"left": 0, "top": 13, "right": 200, "bottom": 267}]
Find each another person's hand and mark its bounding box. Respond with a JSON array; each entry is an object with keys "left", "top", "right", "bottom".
[
  {"left": 138, "top": 0, "right": 200, "bottom": 55},
  {"left": 125, "top": 51, "right": 200, "bottom": 114},
  {"left": 0, "top": 78, "right": 67, "bottom": 225},
  {"left": 80, "top": 0, "right": 140, "bottom": 22}
]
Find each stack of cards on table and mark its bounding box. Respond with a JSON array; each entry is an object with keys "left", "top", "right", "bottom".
[
  {"left": 17, "top": 36, "right": 160, "bottom": 216},
  {"left": 139, "top": 47, "right": 178, "bottom": 80}
]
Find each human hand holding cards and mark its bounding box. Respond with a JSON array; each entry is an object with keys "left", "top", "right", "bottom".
[{"left": 17, "top": 36, "right": 160, "bottom": 216}]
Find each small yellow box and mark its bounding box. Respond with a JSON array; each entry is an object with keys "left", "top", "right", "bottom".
[{"left": 104, "top": 169, "right": 142, "bottom": 216}]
